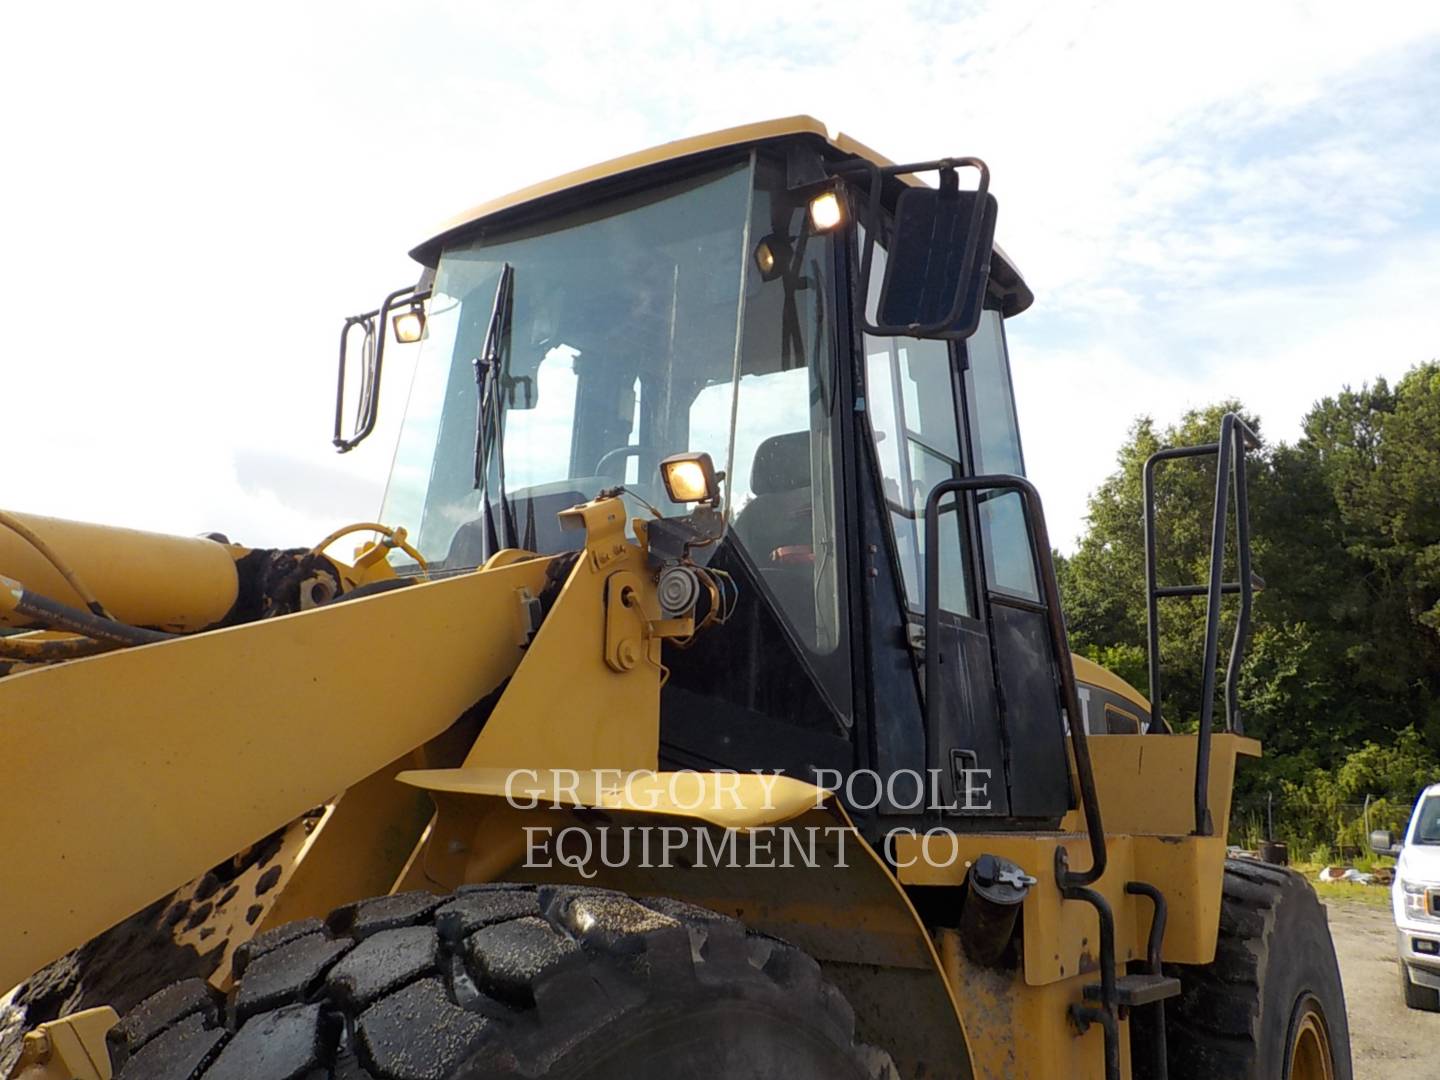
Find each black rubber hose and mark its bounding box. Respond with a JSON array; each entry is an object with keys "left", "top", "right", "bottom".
[{"left": 2, "top": 579, "right": 174, "bottom": 645}]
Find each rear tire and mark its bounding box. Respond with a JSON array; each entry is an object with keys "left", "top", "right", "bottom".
[
  {"left": 1163, "top": 859, "right": 1351, "bottom": 1079},
  {"left": 106, "top": 885, "right": 898, "bottom": 1080},
  {"left": 1399, "top": 958, "right": 1440, "bottom": 1011}
]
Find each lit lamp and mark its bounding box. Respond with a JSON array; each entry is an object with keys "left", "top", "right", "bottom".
[
  {"left": 660, "top": 452, "right": 721, "bottom": 505},
  {"left": 392, "top": 304, "right": 426, "bottom": 344},
  {"left": 808, "top": 190, "right": 844, "bottom": 232},
  {"left": 753, "top": 234, "right": 792, "bottom": 281}
]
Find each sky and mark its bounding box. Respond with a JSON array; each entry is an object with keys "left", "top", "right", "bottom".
[{"left": 2, "top": 0, "right": 1438, "bottom": 553}]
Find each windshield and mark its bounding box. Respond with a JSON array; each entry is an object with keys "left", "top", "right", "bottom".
[
  {"left": 381, "top": 153, "right": 846, "bottom": 653},
  {"left": 1414, "top": 796, "right": 1440, "bottom": 845}
]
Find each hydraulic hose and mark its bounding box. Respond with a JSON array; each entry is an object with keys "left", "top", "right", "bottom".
[
  {"left": 0, "top": 576, "right": 173, "bottom": 646},
  {"left": 0, "top": 509, "right": 112, "bottom": 618}
]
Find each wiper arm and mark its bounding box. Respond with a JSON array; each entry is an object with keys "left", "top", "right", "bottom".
[{"left": 473, "top": 263, "right": 518, "bottom": 552}]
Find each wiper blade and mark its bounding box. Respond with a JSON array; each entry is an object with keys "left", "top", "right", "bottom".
[{"left": 473, "top": 263, "right": 518, "bottom": 552}]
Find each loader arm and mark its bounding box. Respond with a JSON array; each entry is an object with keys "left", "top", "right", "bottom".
[{"left": 0, "top": 548, "right": 553, "bottom": 990}]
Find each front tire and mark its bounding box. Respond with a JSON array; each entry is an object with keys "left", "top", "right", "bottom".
[
  {"left": 1399, "top": 957, "right": 1440, "bottom": 1011},
  {"left": 106, "top": 885, "right": 898, "bottom": 1080},
  {"left": 1163, "top": 859, "right": 1351, "bottom": 1079}
]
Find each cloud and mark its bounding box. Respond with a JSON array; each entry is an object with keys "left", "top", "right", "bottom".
[{"left": 1, "top": 0, "right": 1437, "bottom": 555}]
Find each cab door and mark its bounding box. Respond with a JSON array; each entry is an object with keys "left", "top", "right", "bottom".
[
  {"left": 861, "top": 263, "right": 1009, "bottom": 817},
  {"left": 959, "top": 310, "right": 1072, "bottom": 819}
]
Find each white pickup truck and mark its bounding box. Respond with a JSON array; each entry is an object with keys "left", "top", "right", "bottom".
[{"left": 1374, "top": 781, "right": 1440, "bottom": 1010}]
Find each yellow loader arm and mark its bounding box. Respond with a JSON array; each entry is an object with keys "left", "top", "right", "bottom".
[{"left": 0, "top": 534, "right": 551, "bottom": 991}]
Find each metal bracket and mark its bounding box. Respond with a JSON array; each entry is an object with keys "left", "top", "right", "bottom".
[{"left": 12, "top": 1006, "right": 118, "bottom": 1080}]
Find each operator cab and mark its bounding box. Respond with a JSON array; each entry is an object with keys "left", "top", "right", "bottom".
[{"left": 345, "top": 118, "right": 1075, "bottom": 832}]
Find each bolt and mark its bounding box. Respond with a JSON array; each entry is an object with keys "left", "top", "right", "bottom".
[
  {"left": 23, "top": 1030, "right": 52, "bottom": 1061},
  {"left": 619, "top": 641, "right": 639, "bottom": 669}
]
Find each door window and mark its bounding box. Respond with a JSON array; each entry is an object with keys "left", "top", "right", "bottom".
[
  {"left": 863, "top": 243, "right": 973, "bottom": 617},
  {"left": 964, "top": 311, "right": 1040, "bottom": 602}
]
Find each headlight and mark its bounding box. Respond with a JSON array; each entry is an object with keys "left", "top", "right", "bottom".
[{"left": 1400, "top": 879, "right": 1431, "bottom": 918}]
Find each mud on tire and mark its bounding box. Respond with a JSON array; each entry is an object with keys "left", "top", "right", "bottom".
[
  {"left": 1162, "top": 858, "right": 1352, "bottom": 1080},
  {"left": 106, "top": 885, "right": 898, "bottom": 1080}
]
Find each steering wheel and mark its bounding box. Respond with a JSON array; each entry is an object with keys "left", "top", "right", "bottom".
[{"left": 594, "top": 444, "right": 660, "bottom": 479}]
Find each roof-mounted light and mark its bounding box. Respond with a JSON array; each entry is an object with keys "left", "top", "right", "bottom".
[{"left": 808, "top": 190, "right": 844, "bottom": 232}]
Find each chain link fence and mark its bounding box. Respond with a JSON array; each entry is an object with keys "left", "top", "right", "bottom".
[{"left": 1230, "top": 794, "right": 1412, "bottom": 865}]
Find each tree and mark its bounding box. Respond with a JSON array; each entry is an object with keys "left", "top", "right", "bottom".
[{"left": 1058, "top": 364, "right": 1440, "bottom": 824}]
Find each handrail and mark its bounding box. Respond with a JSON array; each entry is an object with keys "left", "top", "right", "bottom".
[
  {"left": 1142, "top": 412, "right": 1260, "bottom": 834},
  {"left": 922, "top": 474, "right": 1106, "bottom": 888}
]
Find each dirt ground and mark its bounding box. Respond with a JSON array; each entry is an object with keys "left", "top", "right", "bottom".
[{"left": 1327, "top": 896, "right": 1440, "bottom": 1078}]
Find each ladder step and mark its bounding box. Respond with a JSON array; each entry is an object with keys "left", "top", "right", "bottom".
[{"left": 1084, "top": 972, "right": 1181, "bottom": 1008}]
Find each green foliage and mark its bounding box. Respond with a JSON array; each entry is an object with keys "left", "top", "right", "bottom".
[
  {"left": 1060, "top": 362, "right": 1440, "bottom": 847},
  {"left": 1275, "top": 728, "right": 1432, "bottom": 853}
]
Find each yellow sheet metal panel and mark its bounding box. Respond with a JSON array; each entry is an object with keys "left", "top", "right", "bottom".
[
  {"left": 938, "top": 929, "right": 1124, "bottom": 1080},
  {"left": 0, "top": 511, "right": 239, "bottom": 632},
  {"left": 456, "top": 500, "right": 663, "bottom": 772},
  {"left": 1129, "top": 834, "right": 1227, "bottom": 965},
  {"left": 253, "top": 749, "right": 439, "bottom": 940},
  {"left": 897, "top": 833, "right": 1137, "bottom": 984},
  {"left": 1083, "top": 733, "right": 1260, "bottom": 836},
  {"left": 397, "top": 767, "right": 828, "bottom": 830},
  {"left": 0, "top": 556, "right": 550, "bottom": 992},
  {"left": 10, "top": 1007, "right": 117, "bottom": 1080},
  {"left": 414, "top": 116, "right": 830, "bottom": 260},
  {"left": 896, "top": 827, "right": 1230, "bottom": 985},
  {"left": 1071, "top": 653, "right": 1151, "bottom": 714}
]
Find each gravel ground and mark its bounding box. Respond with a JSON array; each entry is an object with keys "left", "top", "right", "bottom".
[{"left": 1327, "top": 896, "right": 1440, "bottom": 1078}]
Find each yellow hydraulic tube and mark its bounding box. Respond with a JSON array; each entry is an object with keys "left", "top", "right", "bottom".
[
  {"left": 0, "top": 510, "right": 111, "bottom": 617},
  {"left": 310, "top": 522, "right": 429, "bottom": 580},
  {"left": 0, "top": 511, "right": 239, "bottom": 632}
]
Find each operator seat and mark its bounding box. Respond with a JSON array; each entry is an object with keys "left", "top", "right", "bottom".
[{"left": 732, "top": 431, "right": 817, "bottom": 643}]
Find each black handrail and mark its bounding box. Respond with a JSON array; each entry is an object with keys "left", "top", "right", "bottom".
[
  {"left": 1143, "top": 413, "right": 1260, "bottom": 834},
  {"left": 922, "top": 474, "right": 1106, "bottom": 888},
  {"left": 1063, "top": 886, "right": 1120, "bottom": 1080},
  {"left": 1126, "top": 881, "right": 1170, "bottom": 1079}
]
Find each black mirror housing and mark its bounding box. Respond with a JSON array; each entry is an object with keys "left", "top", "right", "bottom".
[
  {"left": 845, "top": 156, "right": 998, "bottom": 342},
  {"left": 877, "top": 185, "right": 997, "bottom": 339}
]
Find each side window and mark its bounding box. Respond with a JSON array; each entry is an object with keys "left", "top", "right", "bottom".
[
  {"left": 725, "top": 160, "right": 846, "bottom": 659},
  {"left": 863, "top": 242, "right": 973, "bottom": 617},
  {"left": 964, "top": 311, "right": 1040, "bottom": 602}
]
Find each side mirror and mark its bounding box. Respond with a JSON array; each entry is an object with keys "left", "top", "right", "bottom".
[
  {"left": 333, "top": 283, "right": 430, "bottom": 453},
  {"left": 1370, "top": 829, "right": 1401, "bottom": 857},
  {"left": 854, "top": 157, "right": 997, "bottom": 341}
]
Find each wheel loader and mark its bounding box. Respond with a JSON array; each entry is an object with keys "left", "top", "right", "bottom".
[{"left": 0, "top": 117, "right": 1350, "bottom": 1080}]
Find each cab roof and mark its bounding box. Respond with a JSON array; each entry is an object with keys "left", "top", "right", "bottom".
[{"left": 410, "top": 116, "right": 1032, "bottom": 315}]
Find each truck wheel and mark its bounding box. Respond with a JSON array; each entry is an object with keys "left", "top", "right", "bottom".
[
  {"left": 1163, "top": 859, "right": 1351, "bottom": 1080},
  {"left": 1399, "top": 958, "right": 1440, "bottom": 1011},
  {"left": 105, "top": 885, "right": 898, "bottom": 1080}
]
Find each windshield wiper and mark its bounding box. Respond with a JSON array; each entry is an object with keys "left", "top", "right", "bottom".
[{"left": 473, "top": 263, "right": 518, "bottom": 553}]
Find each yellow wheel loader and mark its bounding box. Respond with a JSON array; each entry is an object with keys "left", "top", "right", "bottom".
[{"left": 1, "top": 117, "right": 1349, "bottom": 1080}]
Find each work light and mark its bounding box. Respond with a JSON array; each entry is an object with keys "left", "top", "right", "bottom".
[
  {"left": 660, "top": 452, "right": 720, "bottom": 505},
  {"left": 392, "top": 305, "right": 426, "bottom": 344},
  {"left": 808, "top": 190, "right": 844, "bottom": 232}
]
